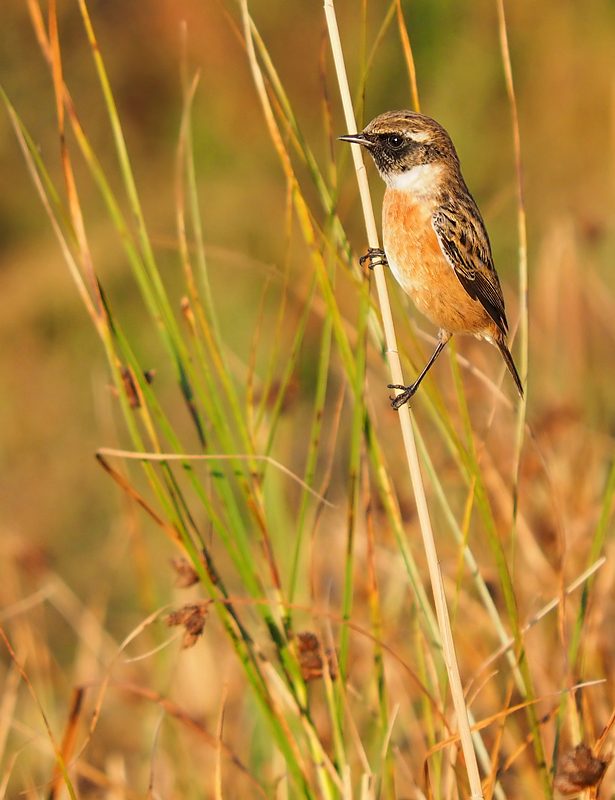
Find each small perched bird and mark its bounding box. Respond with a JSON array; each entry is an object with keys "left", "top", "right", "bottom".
[{"left": 340, "top": 110, "right": 523, "bottom": 409}]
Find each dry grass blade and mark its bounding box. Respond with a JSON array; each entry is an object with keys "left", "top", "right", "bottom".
[
  {"left": 214, "top": 685, "right": 228, "bottom": 800},
  {"left": 105, "top": 682, "right": 270, "bottom": 800},
  {"left": 70, "top": 606, "right": 171, "bottom": 769},
  {"left": 95, "top": 455, "right": 184, "bottom": 547},
  {"left": 496, "top": 0, "right": 528, "bottom": 394},
  {"left": 0, "top": 655, "right": 24, "bottom": 765},
  {"left": 0, "top": 627, "right": 78, "bottom": 800},
  {"left": 47, "top": 688, "right": 85, "bottom": 800},
  {"left": 475, "top": 557, "right": 606, "bottom": 677},
  {"left": 2, "top": 97, "right": 99, "bottom": 327},
  {"left": 395, "top": 0, "right": 420, "bottom": 112},
  {"left": 96, "top": 448, "right": 334, "bottom": 507}
]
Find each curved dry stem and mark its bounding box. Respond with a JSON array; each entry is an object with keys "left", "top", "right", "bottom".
[{"left": 96, "top": 448, "right": 334, "bottom": 507}]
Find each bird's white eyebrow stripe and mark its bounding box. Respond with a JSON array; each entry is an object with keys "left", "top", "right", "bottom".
[{"left": 407, "top": 130, "right": 431, "bottom": 142}]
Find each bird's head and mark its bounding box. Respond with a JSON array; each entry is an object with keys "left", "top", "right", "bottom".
[{"left": 339, "top": 110, "right": 459, "bottom": 190}]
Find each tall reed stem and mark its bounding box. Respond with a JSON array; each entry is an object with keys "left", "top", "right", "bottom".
[{"left": 324, "top": 2, "right": 484, "bottom": 796}]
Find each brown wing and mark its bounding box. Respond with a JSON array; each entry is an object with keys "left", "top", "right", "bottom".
[{"left": 432, "top": 194, "right": 508, "bottom": 336}]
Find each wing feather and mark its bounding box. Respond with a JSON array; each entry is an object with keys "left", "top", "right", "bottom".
[{"left": 432, "top": 196, "right": 508, "bottom": 336}]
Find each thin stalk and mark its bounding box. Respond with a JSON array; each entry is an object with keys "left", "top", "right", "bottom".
[
  {"left": 362, "top": 455, "right": 395, "bottom": 800},
  {"left": 496, "top": 5, "right": 550, "bottom": 795},
  {"left": 288, "top": 310, "right": 333, "bottom": 610},
  {"left": 338, "top": 270, "right": 371, "bottom": 682}
]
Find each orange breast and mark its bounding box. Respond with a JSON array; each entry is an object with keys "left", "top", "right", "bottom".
[{"left": 382, "top": 188, "right": 494, "bottom": 336}]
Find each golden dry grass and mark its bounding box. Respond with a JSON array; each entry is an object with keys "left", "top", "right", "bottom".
[{"left": 1, "top": 1, "right": 615, "bottom": 799}]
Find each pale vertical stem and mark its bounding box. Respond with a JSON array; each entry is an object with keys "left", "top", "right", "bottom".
[
  {"left": 395, "top": 0, "right": 420, "bottom": 113},
  {"left": 324, "top": 2, "right": 484, "bottom": 797},
  {"left": 496, "top": 0, "right": 530, "bottom": 507},
  {"left": 496, "top": 8, "right": 552, "bottom": 798},
  {"left": 496, "top": 0, "right": 528, "bottom": 397}
]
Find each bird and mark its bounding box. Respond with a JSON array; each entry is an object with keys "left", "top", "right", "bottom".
[{"left": 339, "top": 110, "right": 524, "bottom": 409}]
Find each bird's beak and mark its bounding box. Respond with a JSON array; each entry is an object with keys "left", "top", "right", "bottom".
[{"left": 338, "top": 132, "right": 373, "bottom": 147}]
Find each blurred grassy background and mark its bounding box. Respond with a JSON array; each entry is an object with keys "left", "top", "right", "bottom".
[
  {"left": 2, "top": 0, "right": 615, "bottom": 796},
  {"left": 2, "top": 0, "right": 614, "bottom": 588}
]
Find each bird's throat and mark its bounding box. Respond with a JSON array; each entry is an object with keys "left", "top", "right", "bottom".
[{"left": 384, "top": 162, "right": 443, "bottom": 197}]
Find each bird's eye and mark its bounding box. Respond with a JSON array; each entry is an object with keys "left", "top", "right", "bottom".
[{"left": 386, "top": 134, "right": 404, "bottom": 149}]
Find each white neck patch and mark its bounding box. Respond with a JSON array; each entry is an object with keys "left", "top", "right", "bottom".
[{"left": 384, "top": 162, "right": 441, "bottom": 196}]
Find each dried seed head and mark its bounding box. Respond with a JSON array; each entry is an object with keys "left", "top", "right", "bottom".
[
  {"left": 554, "top": 743, "right": 611, "bottom": 795},
  {"left": 170, "top": 556, "right": 200, "bottom": 588},
  {"left": 296, "top": 631, "right": 338, "bottom": 682},
  {"left": 164, "top": 601, "right": 211, "bottom": 649}
]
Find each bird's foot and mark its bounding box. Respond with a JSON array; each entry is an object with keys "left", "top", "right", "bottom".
[
  {"left": 359, "top": 247, "right": 388, "bottom": 270},
  {"left": 387, "top": 383, "right": 419, "bottom": 410}
]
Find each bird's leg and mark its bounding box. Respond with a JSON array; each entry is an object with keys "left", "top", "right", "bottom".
[
  {"left": 359, "top": 247, "right": 388, "bottom": 270},
  {"left": 388, "top": 337, "right": 450, "bottom": 410}
]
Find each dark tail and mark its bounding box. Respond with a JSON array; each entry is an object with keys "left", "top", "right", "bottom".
[{"left": 496, "top": 339, "right": 524, "bottom": 398}]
